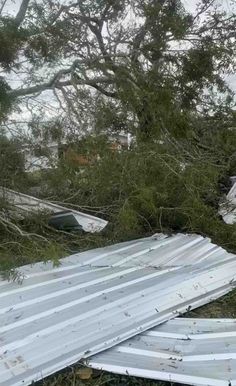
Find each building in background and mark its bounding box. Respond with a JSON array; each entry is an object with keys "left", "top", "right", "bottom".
[{"left": 21, "top": 132, "right": 132, "bottom": 172}]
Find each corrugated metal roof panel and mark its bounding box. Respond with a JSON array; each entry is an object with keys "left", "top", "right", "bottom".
[
  {"left": 16, "top": 233, "right": 234, "bottom": 276},
  {"left": 0, "top": 187, "right": 108, "bottom": 232},
  {"left": 1, "top": 234, "right": 236, "bottom": 386},
  {"left": 88, "top": 318, "right": 236, "bottom": 386},
  {"left": 65, "top": 233, "right": 232, "bottom": 268}
]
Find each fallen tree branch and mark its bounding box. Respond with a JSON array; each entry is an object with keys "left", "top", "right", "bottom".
[{"left": 0, "top": 214, "right": 50, "bottom": 242}]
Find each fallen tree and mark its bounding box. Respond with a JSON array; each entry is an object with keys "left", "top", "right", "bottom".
[{"left": 0, "top": 0, "right": 236, "bottom": 271}]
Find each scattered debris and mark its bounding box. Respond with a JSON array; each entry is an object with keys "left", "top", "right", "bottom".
[
  {"left": 1, "top": 233, "right": 236, "bottom": 386},
  {"left": 0, "top": 187, "right": 108, "bottom": 233}
]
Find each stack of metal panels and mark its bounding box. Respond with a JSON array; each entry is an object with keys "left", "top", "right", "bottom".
[
  {"left": 0, "top": 233, "right": 236, "bottom": 386},
  {"left": 88, "top": 318, "right": 236, "bottom": 386}
]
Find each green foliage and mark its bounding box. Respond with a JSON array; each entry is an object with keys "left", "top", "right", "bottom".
[
  {"left": 0, "top": 0, "right": 236, "bottom": 278},
  {"left": 0, "top": 77, "right": 12, "bottom": 119},
  {"left": 0, "top": 2, "right": 235, "bottom": 383},
  {"left": 0, "top": 210, "right": 67, "bottom": 274},
  {"left": 0, "top": 17, "right": 27, "bottom": 69},
  {"left": 40, "top": 126, "right": 236, "bottom": 254},
  {"left": 143, "top": 0, "right": 192, "bottom": 43},
  {"left": 116, "top": 205, "right": 142, "bottom": 239},
  {"left": 25, "top": 19, "right": 73, "bottom": 65},
  {"left": 0, "top": 135, "right": 26, "bottom": 187}
]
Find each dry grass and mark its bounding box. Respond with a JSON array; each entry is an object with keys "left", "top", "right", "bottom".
[{"left": 41, "top": 366, "right": 176, "bottom": 386}]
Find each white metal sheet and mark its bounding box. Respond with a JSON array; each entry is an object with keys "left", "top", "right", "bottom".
[
  {"left": 219, "top": 181, "right": 236, "bottom": 224},
  {"left": 88, "top": 318, "right": 236, "bottom": 386},
  {"left": 64, "top": 233, "right": 233, "bottom": 268},
  {"left": 1, "top": 234, "right": 236, "bottom": 386},
  {"left": 17, "top": 233, "right": 234, "bottom": 276},
  {"left": 0, "top": 187, "right": 108, "bottom": 232}
]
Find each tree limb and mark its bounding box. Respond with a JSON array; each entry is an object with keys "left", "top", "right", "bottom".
[
  {"left": 8, "top": 70, "right": 115, "bottom": 98},
  {"left": 0, "top": 0, "right": 8, "bottom": 16},
  {"left": 14, "top": 0, "right": 31, "bottom": 27}
]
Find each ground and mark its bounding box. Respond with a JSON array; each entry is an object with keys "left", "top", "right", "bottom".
[
  {"left": 42, "top": 369, "right": 177, "bottom": 386},
  {"left": 41, "top": 369, "right": 178, "bottom": 386}
]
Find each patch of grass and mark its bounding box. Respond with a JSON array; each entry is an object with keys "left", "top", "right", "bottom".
[
  {"left": 186, "top": 288, "right": 236, "bottom": 318},
  {"left": 41, "top": 366, "right": 178, "bottom": 386}
]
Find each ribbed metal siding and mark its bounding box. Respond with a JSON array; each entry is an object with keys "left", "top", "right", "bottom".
[
  {"left": 88, "top": 318, "right": 236, "bottom": 386},
  {"left": 1, "top": 234, "right": 236, "bottom": 386}
]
